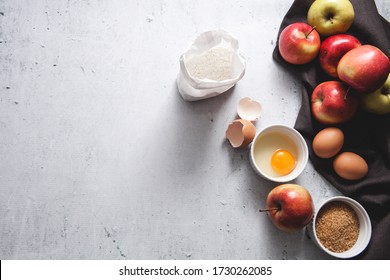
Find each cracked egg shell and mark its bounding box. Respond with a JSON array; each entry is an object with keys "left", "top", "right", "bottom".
[
  {"left": 226, "top": 119, "right": 256, "bottom": 148},
  {"left": 237, "top": 97, "right": 262, "bottom": 121}
]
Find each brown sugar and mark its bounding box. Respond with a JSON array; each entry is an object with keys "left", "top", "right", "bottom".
[{"left": 315, "top": 201, "right": 360, "bottom": 253}]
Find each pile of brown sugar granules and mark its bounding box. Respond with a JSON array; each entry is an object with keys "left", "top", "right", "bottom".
[{"left": 315, "top": 201, "right": 360, "bottom": 253}]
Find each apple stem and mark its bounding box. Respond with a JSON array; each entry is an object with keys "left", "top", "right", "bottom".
[
  {"left": 344, "top": 87, "right": 351, "bottom": 100},
  {"left": 259, "top": 208, "right": 280, "bottom": 213},
  {"left": 305, "top": 26, "right": 317, "bottom": 38}
]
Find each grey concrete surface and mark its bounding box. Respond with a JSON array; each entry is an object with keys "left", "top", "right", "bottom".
[{"left": 0, "top": 0, "right": 388, "bottom": 260}]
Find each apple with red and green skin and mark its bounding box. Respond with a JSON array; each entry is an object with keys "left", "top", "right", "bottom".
[
  {"left": 307, "top": 0, "right": 355, "bottom": 36},
  {"left": 361, "top": 73, "right": 390, "bottom": 114},
  {"left": 278, "top": 22, "right": 321, "bottom": 65},
  {"left": 311, "top": 81, "right": 358, "bottom": 124},
  {"left": 337, "top": 45, "right": 390, "bottom": 93},
  {"left": 319, "top": 34, "right": 361, "bottom": 77},
  {"left": 260, "top": 184, "right": 314, "bottom": 232}
]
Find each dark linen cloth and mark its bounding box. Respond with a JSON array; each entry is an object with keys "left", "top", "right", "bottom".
[{"left": 273, "top": 0, "right": 390, "bottom": 259}]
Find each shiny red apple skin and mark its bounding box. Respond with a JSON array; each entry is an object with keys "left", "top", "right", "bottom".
[
  {"left": 311, "top": 81, "right": 358, "bottom": 124},
  {"left": 319, "top": 34, "right": 361, "bottom": 77},
  {"left": 337, "top": 45, "right": 390, "bottom": 93},
  {"left": 265, "top": 184, "right": 314, "bottom": 232},
  {"left": 278, "top": 22, "right": 321, "bottom": 65}
]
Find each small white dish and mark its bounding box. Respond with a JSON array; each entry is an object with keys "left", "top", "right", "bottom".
[
  {"left": 310, "top": 196, "right": 372, "bottom": 259},
  {"left": 249, "top": 124, "right": 308, "bottom": 182}
]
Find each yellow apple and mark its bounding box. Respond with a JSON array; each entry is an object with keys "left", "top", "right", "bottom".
[
  {"left": 361, "top": 74, "right": 390, "bottom": 114},
  {"left": 307, "top": 0, "right": 355, "bottom": 36}
]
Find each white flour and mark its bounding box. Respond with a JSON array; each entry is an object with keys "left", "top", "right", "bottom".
[{"left": 185, "top": 47, "right": 233, "bottom": 81}]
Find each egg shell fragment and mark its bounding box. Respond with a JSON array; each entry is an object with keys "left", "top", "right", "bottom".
[
  {"left": 333, "top": 152, "right": 368, "bottom": 181},
  {"left": 226, "top": 119, "right": 256, "bottom": 148},
  {"left": 237, "top": 97, "right": 262, "bottom": 121},
  {"left": 312, "top": 127, "right": 344, "bottom": 159}
]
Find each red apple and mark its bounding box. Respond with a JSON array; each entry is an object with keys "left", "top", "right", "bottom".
[
  {"left": 319, "top": 34, "right": 361, "bottom": 77},
  {"left": 278, "top": 22, "right": 321, "bottom": 65},
  {"left": 260, "top": 184, "right": 314, "bottom": 232},
  {"left": 337, "top": 45, "right": 390, "bottom": 93},
  {"left": 311, "top": 81, "right": 358, "bottom": 124}
]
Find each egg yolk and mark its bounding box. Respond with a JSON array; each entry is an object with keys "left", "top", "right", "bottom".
[{"left": 271, "top": 149, "right": 296, "bottom": 175}]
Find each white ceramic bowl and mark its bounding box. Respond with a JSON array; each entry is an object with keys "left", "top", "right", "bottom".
[
  {"left": 249, "top": 124, "right": 308, "bottom": 182},
  {"left": 311, "top": 196, "right": 372, "bottom": 259}
]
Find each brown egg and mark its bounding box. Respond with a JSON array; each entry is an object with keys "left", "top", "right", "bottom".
[
  {"left": 333, "top": 152, "right": 368, "bottom": 180},
  {"left": 226, "top": 119, "right": 256, "bottom": 148},
  {"left": 313, "top": 127, "right": 344, "bottom": 159}
]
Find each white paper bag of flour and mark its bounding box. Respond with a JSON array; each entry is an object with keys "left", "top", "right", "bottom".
[{"left": 177, "top": 30, "right": 246, "bottom": 101}]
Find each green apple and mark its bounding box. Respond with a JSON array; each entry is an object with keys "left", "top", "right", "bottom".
[
  {"left": 361, "top": 74, "right": 390, "bottom": 114},
  {"left": 307, "top": 0, "right": 355, "bottom": 36}
]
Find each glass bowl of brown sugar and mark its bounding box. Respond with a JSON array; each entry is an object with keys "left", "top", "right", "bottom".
[{"left": 310, "top": 196, "right": 372, "bottom": 259}]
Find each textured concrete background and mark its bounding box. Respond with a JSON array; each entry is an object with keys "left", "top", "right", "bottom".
[{"left": 0, "top": 0, "right": 389, "bottom": 260}]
